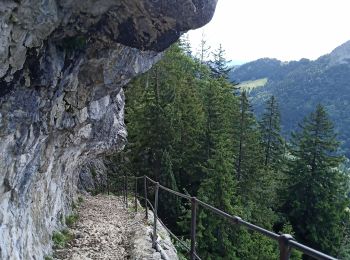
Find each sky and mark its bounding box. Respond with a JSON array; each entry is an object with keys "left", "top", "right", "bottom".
[{"left": 187, "top": 0, "right": 350, "bottom": 64}]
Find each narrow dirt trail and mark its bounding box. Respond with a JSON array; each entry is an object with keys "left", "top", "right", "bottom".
[{"left": 53, "top": 195, "right": 145, "bottom": 260}]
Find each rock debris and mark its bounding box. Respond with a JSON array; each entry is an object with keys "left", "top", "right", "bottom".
[{"left": 53, "top": 195, "right": 164, "bottom": 260}]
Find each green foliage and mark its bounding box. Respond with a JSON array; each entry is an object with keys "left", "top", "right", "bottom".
[
  {"left": 52, "top": 229, "right": 74, "bottom": 248},
  {"left": 259, "top": 96, "right": 284, "bottom": 169},
  {"left": 234, "top": 91, "right": 263, "bottom": 189},
  {"left": 339, "top": 211, "right": 350, "bottom": 259},
  {"left": 238, "top": 78, "right": 268, "bottom": 92},
  {"left": 210, "top": 44, "right": 231, "bottom": 79},
  {"left": 65, "top": 214, "right": 79, "bottom": 227},
  {"left": 108, "top": 41, "right": 349, "bottom": 259},
  {"left": 44, "top": 256, "right": 53, "bottom": 260},
  {"left": 158, "top": 149, "right": 181, "bottom": 227},
  {"left": 173, "top": 238, "right": 191, "bottom": 260},
  {"left": 230, "top": 55, "right": 350, "bottom": 158},
  {"left": 282, "top": 105, "right": 350, "bottom": 256},
  {"left": 71, "top": 201, "right": 77, "bottom": 210},
  {"left": 281, "top": 223, "right": 303, "bottom": 259}
]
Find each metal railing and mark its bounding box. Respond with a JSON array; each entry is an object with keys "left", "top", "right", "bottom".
[{"left": 117, "top": 175, "right": 338, "bottom": 260}]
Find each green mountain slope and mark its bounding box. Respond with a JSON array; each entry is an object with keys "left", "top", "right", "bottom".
[{"left": 230, "top": 41, "right": 350, "bottom": 157}]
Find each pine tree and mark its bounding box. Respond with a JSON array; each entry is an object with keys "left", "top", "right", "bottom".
[
  {"left": 197, "top": 130, "right": 239, "bottom": 259},
  {"left": 258, "top": 96, "right": 286, "bottom": 221},
  {"left": 124, "top": 44, "right": 208, "bottom": 232},
  {"left": 283, "top": 104, "right": 350, "bottom": 257},
  {"left": 179, "top": 34, "right": 192, "bottom": 56},
  {"left": 158, "top": 149, "right": 181, "bottom": 227},
  {"left": 211, "top": 44, "right": 231, "bottom": 79},
  {"left": 195, "top": 72, "right": 241, "bottom": 259},
  {"left": 259, "top": 96, "right": 284, "bottom": 169},
  {"left": 197, "top": 31, "right": 211, "bottom": 64},
  {"left": 234, "top": 91, "right": 262, "bottom": 188},
  {"left": 197, "top": 163, "right": 238, "bottom": 259}
]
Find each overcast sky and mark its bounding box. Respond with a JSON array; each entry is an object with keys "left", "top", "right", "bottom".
[{"left": 187, "top": 0, "right": 350, "bottom": 64}]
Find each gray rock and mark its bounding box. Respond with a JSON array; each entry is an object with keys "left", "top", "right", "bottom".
[{"left": 0, "top": 0, "right": 217, "bottom": 259}]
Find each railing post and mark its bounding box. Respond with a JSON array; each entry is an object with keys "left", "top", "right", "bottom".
[
  {"left": 190, "top": 197, "right": 197, "bottom": 260},
  {"left": 144, "top": 176, "right": 148, "bottom": 219},
  {"left": 134, "top": 178, "right": 138, "bottom": 212},
  {"left": 279, "top": 234, "right": 293, "bottom": 260},
  {"left": 152, "top": 182, "right": 159, "bottom": 248}
]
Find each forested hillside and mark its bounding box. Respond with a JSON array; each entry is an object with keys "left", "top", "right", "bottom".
[
  {"left": 107, "top": 42, "right": 350, "bottom": 259},
  {"left": 230, "top": 41, "right": 350, "bottom": 157}
]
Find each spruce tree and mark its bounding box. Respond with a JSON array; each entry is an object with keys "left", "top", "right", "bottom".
[
  {"left": 179, "top": 34, "right": 192, "bottom": 56},
  {"left": 125, "top": 44, "right": 207, "bottom": 231},
  {"left": 197, "top": 78, "right": 239, "bottom": 259},
  {"left": 158, "top": 149, "right": 181, "bottom": 227},
  {"left": 211, "top": 44, "right": 231, "bottom": 79},
  {"left": 197, "top": 31, "right": 211, "bottom": 64},
  {"left": 283, "top": 104, "right": 349, "bottom": 257},
  {"left": 234, "top": 91, "right": 263, "bottom": 189},
  {"left": 259, "top": 96, "right": 284, "bottom": 169}
]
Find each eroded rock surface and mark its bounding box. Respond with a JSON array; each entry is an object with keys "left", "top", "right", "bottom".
[{"left": 0, "top": 0, "right": 217, "bottom": 259}]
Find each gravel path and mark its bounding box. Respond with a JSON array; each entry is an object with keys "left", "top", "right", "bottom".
[{"left": 54, "top": 195, "right": 145, "bottom": 260}]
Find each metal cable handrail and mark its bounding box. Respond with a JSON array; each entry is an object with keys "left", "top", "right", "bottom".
[
  {"left": 158, "top": 183, "right": 192, "bottom": 200},
  {"left": 117, "top": 175, "right": 338, "bottom": 260}
]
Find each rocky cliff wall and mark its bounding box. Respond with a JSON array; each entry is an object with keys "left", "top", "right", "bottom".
[{"left": 0, "top": 1, "right": 217, "bottom": 259}]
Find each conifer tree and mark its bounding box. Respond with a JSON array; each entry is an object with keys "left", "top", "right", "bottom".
[
  {"left": 197, "top": 31, "right": 211, "bottom": 64},
  {"left": 259, "top": 96, "right": 284, "bottom": 169},
  {"left": 234, "top": 91, "right": 262, "bottom": 187},
  {"left": 179, "top": 34, "right": 192, "bottom": 56},
  {"left": 211, "top": 44, "right": 231, "bottom": 79},
  {"left": 197, "top": 141, "right": 239, "bottom": 259},
  {"left": 158, "top": 149, "right": 181, "bottom": 227},
  {"left": 197, "top": 77, "right": 239, "bottom": 259},
  {"left": 283, "top": 104, "right": 349, "bottom": 257}
]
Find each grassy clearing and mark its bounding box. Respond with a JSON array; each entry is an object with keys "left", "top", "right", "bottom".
[{"left": 238, "top": 78, "right": 268, "bottom": 92}]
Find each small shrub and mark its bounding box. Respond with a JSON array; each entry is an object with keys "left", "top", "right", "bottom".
[
  {"left": 52, "top": 229, "right": 74, "bottom": 248},
  {"left": 44, "top": 256, "right": 53, "bottom": 260},
  {"left": 173, "top": 238, "right": 191, "bottom": 260},
  {"left": 78, "top": 196, "right": 84, "bottom": 203},
  {"left": 65, "top": 214, "right": 79, "bottom": 227}
]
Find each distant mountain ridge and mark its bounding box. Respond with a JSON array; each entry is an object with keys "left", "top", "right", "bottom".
[{"left": 229, "top": 41, "right": 350, "bottom": 157}]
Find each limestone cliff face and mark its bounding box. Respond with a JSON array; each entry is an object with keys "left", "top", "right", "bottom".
[{"left": 0, "top": 1, "right": 217, "bottom": 259}]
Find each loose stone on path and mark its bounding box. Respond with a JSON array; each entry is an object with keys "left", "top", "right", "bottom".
[{"left": 53, "top": 195, "right": 166, "bottom": 260}]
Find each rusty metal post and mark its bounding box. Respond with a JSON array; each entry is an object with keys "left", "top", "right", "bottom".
[
  {"left": 279, "top": 234, "right": 293, "bottom": 260},
  {"left": 134, "top": 178, "right": 138, "bottom": 212},
  {"left": 190, "top": 197, "right": 197, "bottom": 260},
  {"left": 152, "top": 182, "right": 159, "bottom": 248},
  {"left": 144, "top": 176, "right": 148, "bottom": 219}
]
